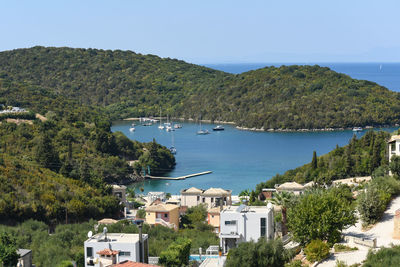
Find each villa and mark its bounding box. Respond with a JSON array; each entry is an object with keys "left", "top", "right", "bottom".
[
  {"left": 145, "top": 203, "right": 179, "bottom": 230},
  {"left": 84, "top": 233, "right": 149, "bottom": 267},
  {"left": 275, "top": 182, "right": 304, "bottom": 195},
  {"left": 219, "top": 204, "right": 274, "bottom": 254},
  {"left": 388, "top": 135, "right": 400, "bottom": 161},
  {"left": 180, "top": 187, "right": 232, "bottom": 209}
]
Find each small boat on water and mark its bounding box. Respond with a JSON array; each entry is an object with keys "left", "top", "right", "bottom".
[
  {"left": 166, "top": 125, "right": 174, "bottom": 132},
  {"left": 158, "top": 125, "right": 165, "bottom": 130},
  {"left": 174, "top": 124, "right": 182, "bottom": 129},
  {"left": 131, "top": 123, "right": 135, "bottom": 126},
  {"left": 129, "top": 127, "right": 135, "bottom": 132},
  {"left": 213, "top": 125, "right": 224, "bottom": 131},
  {"left": 196, "top": 116, "right": 210, "bottom": 135},
  {"left": 352, "top": 127, "right": 363, "bottom": 132},
  {"left": 197, "top": 129, "right": 210, "bottom": 135},
  {"left": 169, "top": 146, "right": 177, "bottom": 154}
]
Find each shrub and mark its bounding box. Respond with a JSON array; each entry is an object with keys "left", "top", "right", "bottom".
[
  {"left": 333, "top": 244, "right": 358, "bottom": 252},
  {"left": 159, "top": 238, "right": 191, "bottom": 267},
  {"left": 285, "top": 259, "right": 307, "bottom": 267},
  {"left": 357, "top": 185, "right": 389, "bottom": 226},
  {"left": 363, "top": 245, "right": 400, "bottom": 267},
  {"left": 226, "top": 239, "right": 292, "bottom": 267},
  {"left": 304, "top": 239, "right": 330, "bottom": 262},
  {"left": 136, "top": 209, "right": 146, "bottom": 219},
  {"left": 390, "top": 155, "right": 400, "bottom": 178}
]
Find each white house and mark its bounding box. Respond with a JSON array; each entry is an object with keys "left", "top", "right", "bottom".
[
  {"left": 84, "top": 232, "right": 148, "bottom": 267},
  {"left": 219, "top": 204, "right": 274, "bottom": 254},
  {"left": 388, "top": 135, "right": 400, "bottom": 161},
  {"left": 147, "top": 192, "right": 166, "bottom": 203},
  {"left": 180, "top": 187, "right": 232, "bottom": 209}
]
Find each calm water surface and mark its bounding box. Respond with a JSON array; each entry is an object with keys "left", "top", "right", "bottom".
[{"left": 112, "top": 121, "right": 397, "bottom": 194}]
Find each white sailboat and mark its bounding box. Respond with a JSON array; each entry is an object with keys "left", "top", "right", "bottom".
[
  {"left": 169, "top": 131, "right": 177, "bottom": 154},
  {"left": 197, "top": 117, "right": 210, "bottom": 135},
  {"left": 158, "top": 108, "right": 165, "bottom": 129}
]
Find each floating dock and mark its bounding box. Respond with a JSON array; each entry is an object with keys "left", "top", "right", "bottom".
[{"left": 146, "top": 171, "right": 212, "bottom": 180}]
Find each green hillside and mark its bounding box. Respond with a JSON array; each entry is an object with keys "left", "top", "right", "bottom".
[
  {"left": 1, "top": 46, "right": 400, "bottom": 129},
  {"left": 0, "top": 79, "right": 175, "bottom": 224}
]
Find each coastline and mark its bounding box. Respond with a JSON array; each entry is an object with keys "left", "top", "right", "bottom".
[{"left": 122, "top": 117, "right": 398, "bottom": 133}]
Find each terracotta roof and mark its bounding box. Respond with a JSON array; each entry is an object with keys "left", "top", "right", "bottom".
[
  {"left": 182, "top": 187, "right": 203, "bottom": 194},
  {"left": 98, "top": 218, "right": 118, "bottom": 225},
  {"left": 111, "top": 260, "right": 158, "bottom": 267},
  {"left": 145, "top": 203, "right": 179, "bottom": 212},
  {"left": 202, "top": 188, "right": 230, "bottom": 196},
  {"left": 276, "top": 182, "right": 304, "bottom": 190},
  {"left": 97, "top": 248, "right": 119, "bottom": 256}
]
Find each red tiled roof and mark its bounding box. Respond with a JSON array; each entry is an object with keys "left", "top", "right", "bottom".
[
  {"left": 96, "top": 248, "right": 119, "bottom": 256},
  {"left": 112, "top": 260, "right": 158, "bottom": 267}
]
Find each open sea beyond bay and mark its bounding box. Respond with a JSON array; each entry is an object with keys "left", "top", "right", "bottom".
[{"left": 111, "top": 63, "right": 400, "bottom": 194}]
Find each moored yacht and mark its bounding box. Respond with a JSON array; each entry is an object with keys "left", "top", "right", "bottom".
[{"left": 213, "top": 125, "right": 224, "bottom": 131}]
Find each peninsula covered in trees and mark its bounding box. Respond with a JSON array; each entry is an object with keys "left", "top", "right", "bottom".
[{"left": 1, "top": 46, "right": 400, "bottom": 130}]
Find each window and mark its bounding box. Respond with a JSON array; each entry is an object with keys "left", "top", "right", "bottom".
[
  {"left": 392, "top": 143, "right": 396, "bottom": 153},
  {"left": 164, "top": 213, "right": 168, "bottom": 218},
  {"left": 119, "top": 251, "right": 131, "bottom": 256},
  {"left": 147, "top": 213, "right": 150, "bottom": 216},
  {"left": 86, "top": 247, "right": 93, "bottom": 257},
  {"left": 212, "top": 215, "right": 214, "bottom": 218},
  {"left": 211, "top": 197, "right": 214, "bottom": 203},
  {"left": 225, "top": 220, "right": 236, "bottom": 225},
  {"left": 260, "top": 218, "right": 266, "bottom": 237},
  {"left": 202, "top": 197, "right": 205, "bottom": 203},
  {"left": 197, "top": 196, "right": 200, "bottom": 201}
]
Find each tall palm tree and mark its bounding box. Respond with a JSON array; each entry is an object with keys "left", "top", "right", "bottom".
[{"left": 270, "top": 191, "right": 293, "bottom": 236}]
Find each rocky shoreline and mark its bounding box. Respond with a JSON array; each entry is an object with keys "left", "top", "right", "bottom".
[{"left": 123, "top": 117, "right": 398, "bottom": 133}]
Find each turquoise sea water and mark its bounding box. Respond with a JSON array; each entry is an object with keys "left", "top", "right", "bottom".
[
  {"left": 111, "top": 121, "right": 397, "bottom": 194},
  {"left": 111, "top": 63, "right": 400, "bottom": 194}
]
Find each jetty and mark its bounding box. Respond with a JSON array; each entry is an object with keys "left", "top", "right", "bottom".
[{"left": 146, "top": 171, "right": 212, "bottom": 180}]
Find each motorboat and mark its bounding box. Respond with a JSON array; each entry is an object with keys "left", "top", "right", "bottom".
[
  {"left": 352, "top": 127, "right": 363, "bottom": 132},
  {"left": 129, "top": 127, "right": 135, "bottom": 132},
  {"left": 174, "top": 124, "right": 182, "bottom": 129},
  {"left": 213, "top": 125, "right": 224, "bottom": 131}
]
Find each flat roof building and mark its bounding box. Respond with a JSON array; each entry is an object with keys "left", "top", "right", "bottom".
[
  {"left": 84, "top": 233, "right": 148, "bottom": 267},
  {"left": 219, "top": 204, "right": 274, "bottom": 254}
]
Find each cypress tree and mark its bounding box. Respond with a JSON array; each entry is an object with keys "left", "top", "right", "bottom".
[{"left": 311, "top": 151, "right": 318, "bottom": 170}]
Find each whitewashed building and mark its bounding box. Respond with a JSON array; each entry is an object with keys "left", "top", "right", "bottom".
[
  {"left": 219, "top": 204, "right": 274, "bottom": 254},
  {"left": 388, "top": 135, "right": 400, "bottom": 161},
  {"left": 84, "top": 232, "right": 148, "bottom": 267}
]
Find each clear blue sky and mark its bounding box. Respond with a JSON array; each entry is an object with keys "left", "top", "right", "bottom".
[{"left": 1, "top": 0, "right": 400, "bottom": 63}]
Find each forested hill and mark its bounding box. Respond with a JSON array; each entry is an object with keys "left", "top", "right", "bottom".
[
  {"left": 1, "top": 46, "right": 400, "bottom": 129},
  {"left": 0, "top": 79, "right": 175, "bottom": 224}
]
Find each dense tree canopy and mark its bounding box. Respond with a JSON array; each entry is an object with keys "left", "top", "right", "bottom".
[
  {"left": 0, "top": 79, "right": 175, "bottom": 224},
  {"left": 1, "top": 46, "right": 400, "bottom": 129},
  {"left": 256, "top": 130, "right": 391, "bottom": 192},
  {"left": 287, "top": 186, "right": 356, "bottom": 245},
  {"left": 225, "top": 239, "right": 291, "bottom": 267}
]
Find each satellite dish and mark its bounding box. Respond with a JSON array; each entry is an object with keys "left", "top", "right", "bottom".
[
  {"left": 88, "top": 231, "right": 93, "bottom": 238},
  {"left": 103, "top": 227, "right": 108, "bottom": 234}
]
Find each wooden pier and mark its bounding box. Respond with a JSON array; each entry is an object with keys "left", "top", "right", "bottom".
[{"left": 145, "top": 171, "right": 212, "bottom": 180}]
